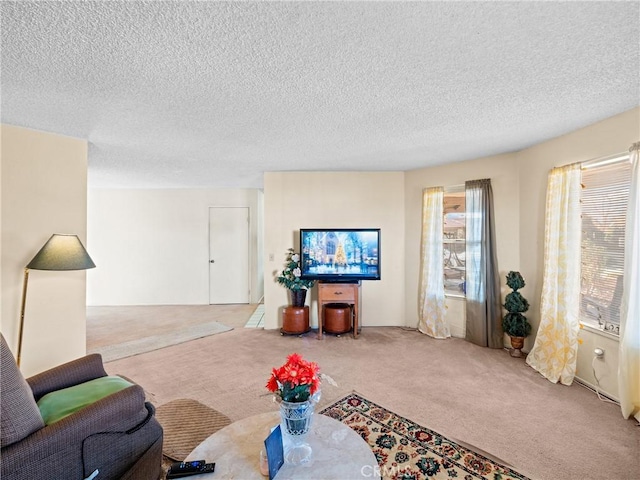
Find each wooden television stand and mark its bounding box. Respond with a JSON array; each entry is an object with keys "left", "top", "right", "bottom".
[{"left": 317, "top": 281, "right": 361, "bottom": 339}]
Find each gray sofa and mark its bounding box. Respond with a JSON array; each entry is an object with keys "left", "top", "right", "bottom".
[{"left": 1, "top": 334, "right": 163, "bottom": 480}]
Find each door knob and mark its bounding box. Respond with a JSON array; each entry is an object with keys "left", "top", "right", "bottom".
[{"left": 210, "top": 260, "right": 215, "bottom": 263}]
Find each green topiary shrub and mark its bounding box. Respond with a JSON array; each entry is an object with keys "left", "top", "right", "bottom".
[{"left": 502, "top": 271, "right": 531, "bottom": 337}]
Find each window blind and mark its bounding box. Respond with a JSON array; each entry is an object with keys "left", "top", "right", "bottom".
[{"left": 580, "top": 159, "right": 631, "bottom": 333}]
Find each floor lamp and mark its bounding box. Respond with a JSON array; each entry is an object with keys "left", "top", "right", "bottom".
[{"left": 17, "top": 234, "right": 96, "bottom": 367}]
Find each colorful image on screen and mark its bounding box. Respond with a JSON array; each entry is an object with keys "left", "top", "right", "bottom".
[{"left": 300, "top": 229, "right": 380, "bottom": 281}]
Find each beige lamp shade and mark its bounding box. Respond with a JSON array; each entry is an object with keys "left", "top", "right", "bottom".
[{"left": 26, "top": 234, "right": 95, "bottom": 271}]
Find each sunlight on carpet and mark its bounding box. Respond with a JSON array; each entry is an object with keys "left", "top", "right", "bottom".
[
  {"left": 320, "top": 393, "right": 530, "bottom": 480},
  {"left": 244, "top": 304, "right": 264, "bottom": 328},
  {"left": 89, "top": 321, "right": 232, "bottom": 362}
]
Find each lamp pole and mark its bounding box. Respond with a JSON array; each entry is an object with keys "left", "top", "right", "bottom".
[{"left": 17, "top": 268, "right": 30, "bottom": 367}]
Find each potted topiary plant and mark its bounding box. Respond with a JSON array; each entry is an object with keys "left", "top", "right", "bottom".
[
  {"left": 502, "top": 271, "right": 531, "bottom": 358},
  {"left": 276, "top": 248, "right": 315, "bottom": 307}
]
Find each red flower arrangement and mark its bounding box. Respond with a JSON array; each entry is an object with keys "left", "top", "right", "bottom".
[{"left": 266, "top": 353, "right": 321, "bottom": 403}]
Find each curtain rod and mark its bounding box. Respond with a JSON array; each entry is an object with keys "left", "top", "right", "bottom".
[
  {"left": 582, "top": 152, "right": 630, "bottom": 170},
  {"left": 443, "top": 184, "right": 465, "bottom": 193},
  {"left": 555, "top": 142, "right": 638, "bottom": 170}
]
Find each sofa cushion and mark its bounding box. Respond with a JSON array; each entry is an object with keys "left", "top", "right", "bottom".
[
  {"left": 0, "top": 334, "right": 45, "bottom": 447},
  {"left": 37, "top": 375, "right": 133, "bottom": 425}
]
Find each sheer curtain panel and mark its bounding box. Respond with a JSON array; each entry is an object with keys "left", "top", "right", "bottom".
[
  {"left": 619, "top": 142, "right": 640, "bottom": 421},
  {"left": 418, "top": 187, "right": 450, "bottom": 338},
  {"left": 526, "top": 164, "right": 582, "bottom": 385},
  {"left": 464, "top": 179, "right": 502, "bottom": 348}
]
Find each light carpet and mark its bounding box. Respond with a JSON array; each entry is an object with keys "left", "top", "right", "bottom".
[
  {"left": 321, "top": 393, "right": 530, "bottom": 480},
  {"left": 89, "top": 321, "right": 232, "bottom": 362}
]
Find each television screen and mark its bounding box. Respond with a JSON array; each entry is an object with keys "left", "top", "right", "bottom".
[{"left": 300, "top": 228, "right": 381, "bottom": 282}]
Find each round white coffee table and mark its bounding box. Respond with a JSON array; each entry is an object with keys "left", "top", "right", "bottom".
[{"left": 186, "top": 411, "right": 380, "bottom": 479}]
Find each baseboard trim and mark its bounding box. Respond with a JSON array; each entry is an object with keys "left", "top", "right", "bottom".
[{"left": 574, "top": 376, "right": 620, "bottom": 404}]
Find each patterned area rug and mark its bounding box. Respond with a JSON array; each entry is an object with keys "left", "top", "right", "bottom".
[{"left": 320, "top": 393, "right": 530, "bottom": 480}]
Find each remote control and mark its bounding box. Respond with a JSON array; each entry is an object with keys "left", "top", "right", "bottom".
[{"left": 166, "top": 460, "right": 215, "bottom": 478}]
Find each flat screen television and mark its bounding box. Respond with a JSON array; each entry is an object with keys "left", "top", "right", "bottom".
[{"left": 300, "top": 228, "right": 381, "bottom": 282}]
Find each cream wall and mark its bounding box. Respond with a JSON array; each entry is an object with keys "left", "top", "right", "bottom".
[
  {"left": 256, "top": 190, "right": 265, "bottom": 301},
  {"left": 404, "top": 153, "right": 521, "bottom": 337},
  {"left": 1, "top": 124, "right": 88, "bottom": 376},
  {"left": 87, "top": 188, "right": 264, "bottom": 305},
  {"left": 263, "top": 171, "right": 405, "bottom": 330},
  {"left": 517, "top": 107, "right": 639, "bottom": 399}
]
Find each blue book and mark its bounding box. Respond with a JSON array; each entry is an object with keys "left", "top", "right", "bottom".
[{"left": 264, "top": 425, "right": 284, "bottom": 480}]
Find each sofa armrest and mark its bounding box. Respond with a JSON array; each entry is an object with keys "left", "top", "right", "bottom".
[
  {"left": 27, "top": 354, "right": 107, "bottom": 401},
  {"left": 1, "top": 384, "right": 158, "bottom": 480}
]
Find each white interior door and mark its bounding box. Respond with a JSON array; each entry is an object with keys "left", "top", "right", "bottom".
[{"left": 209, "top": 207, "right": 250, "bottom": 304}]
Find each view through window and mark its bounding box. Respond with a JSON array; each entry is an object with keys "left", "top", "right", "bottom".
[
  {"left": 443, "top": 188, "right": 465, "bottom": 295},
  {"left": 580, "top": 156, "right": 631, "bottom": 335}
]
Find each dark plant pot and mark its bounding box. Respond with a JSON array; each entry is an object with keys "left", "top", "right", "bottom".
[
  {"left": 509, "top": 336, "right": 525, "bottom": 357},
  {"left": 290, "top": 289, "right": 307, "bottom": 307}
]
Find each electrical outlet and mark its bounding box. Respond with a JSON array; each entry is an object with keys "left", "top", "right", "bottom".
[{"left": 594, "top": 348, "right": 604, "bottom": 358}]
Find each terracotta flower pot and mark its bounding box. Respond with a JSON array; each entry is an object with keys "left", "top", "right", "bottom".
[{"left": 509, "top": 336, "right": 525, "bottom": 357}]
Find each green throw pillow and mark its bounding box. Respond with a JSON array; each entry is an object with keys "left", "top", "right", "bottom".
[{"left": 37, "top": 376, "right": 133, "bottom": 425}]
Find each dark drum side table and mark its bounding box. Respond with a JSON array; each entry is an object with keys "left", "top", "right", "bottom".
[{"left": 323, "top": 303, "right": 352, "bottom": 335}]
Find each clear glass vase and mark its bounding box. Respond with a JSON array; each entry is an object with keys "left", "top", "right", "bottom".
[{"left": 279, "top": 399, "right": 314, "bottom": 464}]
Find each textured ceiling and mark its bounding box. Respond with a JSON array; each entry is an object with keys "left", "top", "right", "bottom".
[{"left": 2, "top": 1, "right": 639, "bottom": 188}]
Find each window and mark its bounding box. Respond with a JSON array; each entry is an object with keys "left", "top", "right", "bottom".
[
  {"left": 580, "top": 155, "right": 631, "bottom": 335},
  {"left": 443, "top": 187, "right": 465, "bottom": 295}
]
